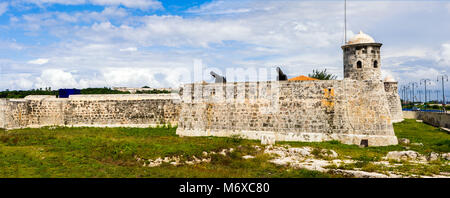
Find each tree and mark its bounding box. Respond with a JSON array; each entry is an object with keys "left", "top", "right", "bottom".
[{"left": 308, "top": 69, "right": 337, "bottom": 80}]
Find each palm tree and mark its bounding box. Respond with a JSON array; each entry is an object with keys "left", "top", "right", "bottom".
[{"left": 308, "top": 69, "right": 337, "bottom": 80}]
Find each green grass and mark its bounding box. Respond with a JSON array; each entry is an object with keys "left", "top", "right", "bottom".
[
  {"left": 394, "top": 119, "right": 449, "bottom": 153},
  {"left": 0, "top": 119, "right": 448, "bottom": 178},
  {"left": 0, "top": 126, "right": 332, "bottom": 178},
  {"left": 278, "top": 119, "right": 450, "bottom": 160},
  {"left": 284, "top": 119, "right": 449, "bottom": 176}
]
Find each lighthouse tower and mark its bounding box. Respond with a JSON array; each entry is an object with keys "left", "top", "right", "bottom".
[{"left": 342, "top": 31, "right": 382, "bottom": 81}]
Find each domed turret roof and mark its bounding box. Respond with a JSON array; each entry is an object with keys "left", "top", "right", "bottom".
[
  {"left": 347, "top": 31, "right": 375, "bottom": 44},
  {"left": 384, "top": 76, "right": 396, "bottom": 82}
]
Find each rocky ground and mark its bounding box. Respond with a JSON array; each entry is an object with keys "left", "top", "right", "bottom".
[
  {"left": 262, "top": 145, "right": 450, "bottom": 178},
  {"left": 135, "top": 144, "right": 450, "bottom": 178}
]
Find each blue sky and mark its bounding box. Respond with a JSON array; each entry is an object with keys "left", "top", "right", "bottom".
[{"left": 0, "top": 0, "right": 449, "bottom": 101}]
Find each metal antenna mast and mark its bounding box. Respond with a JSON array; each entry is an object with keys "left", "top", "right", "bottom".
[{"left": 344, "top": 0, "right": 347, "bottom": 44}]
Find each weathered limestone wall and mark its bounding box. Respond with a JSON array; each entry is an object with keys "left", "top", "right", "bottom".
[
  {"left": 176, "top": 80, "right": 398, "bottom": 146},
  {"left": 0, "top": 94, "right": 180, "bottom": 129},
  {"left": 0, "top": 82, "right": 400, "bottom": 146},
  {"left": 0, "top": 99, "right": 7, "bottom": 128},
  {"left": 403, "top": 111, "right": 450, "bottom": 129},
  {"left": 342, "top": 43, "right": 382, "bottom": 81},
  {"left": 384, "top": 82, "right": 403, "bottom": 123}
]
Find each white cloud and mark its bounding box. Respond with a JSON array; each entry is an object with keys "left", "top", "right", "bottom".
[
  {"left": 35, "top": 69, "right": 79, "bottom": 89},
  {"left": 0, "top": 40, "right": 24, "bottom": 50},
  {"left": 383, "top": 47, "right": 435, "bottom": 59},
  {"left": 438, "top": 43, "right": 450, "bottom": 66},
  {"left": 0, "top": 2, "right": 8, "bottom": 16},
  {"left": 22, "top": 0, "right": 162, "bottom": 10},
  {"left": 2, "top": 0, "right": 450, "bottom": 94},
  {"left": 13, "top": 74, "right": 34, "bottom": 90},
  {"left": 28, "top": 58, "right": 49, "bottom": 65},
  {"left": 119, "top": 47, "right": 137, "bottom": 52},
  {"left": 187, "top": 1, "right": 253, "bottom": 15},
  {"left": 90, "top": 0, "right": 162, "bottom": 10}
]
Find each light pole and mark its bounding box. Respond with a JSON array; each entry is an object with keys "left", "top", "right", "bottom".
[
  {"left": 408, "top": 84, "right": 412, "bottom": 104},
  {"left": 420, "top": 79, "right": 431, "bottom": 103},
  {"left": 437, "top": 75, "right": 448, "bottom": 112},
  {"left": 403, "top": 85, "right": 408, "bottom": 104},
  {"left": 428, "top": 90, "right": 431, "bottom": 103},
  {"left": 410, "top": 82, "right": 418, "bottom": 105},
  {"left": 400, "top": 86, "right": 404, "bottom": 104},
  {"left": 435, "top": 90, "right": 440, "bottom": 103},
  {"left": 416, "top": 87, "right": 422, "bottom": 103},
  {"left": 405, "top": 85, "right": 411, "bottom": 103},
  {"left": 399, "top": 86, "right": 405, "bottom": 105}
]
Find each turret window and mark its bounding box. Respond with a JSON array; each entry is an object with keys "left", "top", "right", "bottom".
[
  {"left": 373, "top": 60, "right": 378, "bottom": 68},
  {"left": 357, "top": 61, "right": 362, "bottom": 68}
]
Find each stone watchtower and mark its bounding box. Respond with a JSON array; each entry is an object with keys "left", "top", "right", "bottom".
[{"left": 342, "top": 31, "right": 382, "bottom": 81}]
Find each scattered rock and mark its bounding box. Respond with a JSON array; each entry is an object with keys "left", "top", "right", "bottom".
[
  {"left": 399, "top": 138, "right": 410, "bottom": 145},
  {"left": 163, "top": 157, "right": 170, "bottom": 163},
  {"left": 242, "top": 155, "right": 255, "bottom": 159},
  {"left": 416, "top": 120, "right": 423, "bottom": 123},
  {"left": 442, "top": 153, "right": 450, "bottom": 161},
  {"left": 428, "top": 152, "right": 440, "bottom": 161},
  {"left": 329, "top": 169, "right": 396, "bottom": 178},
  {"left": 385, "top": 151, "right": 420, "bottom": 161},
  {"left": 320, "top": 149, "right": 338, "bottom": 158},
  {"left": 219, "top": 149, "right": 228, "bottom": 156},
  {"left": 411, "top": 143, "right": 424, "bottom": 147},
  {"left": 288, "top": 147, "right": 313, "bottom": 157},
  {"left": 265, "top": 146, "right": 350, "bottom": 174},
  {"left": 154, "top": 157, "right": 162, "bottom": 163},
  {"left": 440, "top": 127, "right": 450, "bottom": 133},
  {"left": 193, "top": 156, "right": 201, "bottom": 163},
  {"left": 135, "top": 150, "right": 222, "bottom": 167},
  {"left": 185, "top": 161, "right": 194, "bottom": 165},
  {"left": 261, "top": 134, "right": 275, "bottom": 145}
]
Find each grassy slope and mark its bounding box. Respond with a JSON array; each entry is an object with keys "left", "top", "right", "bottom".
[
  {"left": 0, "top": 119, "right": 448, "bottom": 178},
  {"left": 0, "top": 127, "right": 331, "bottom": 178},
  {"left": 280, "top": 120, "right": 449, "bottom": 160},
  {"left": 279, "top": 119, "right": 450, "bottom": 176}
]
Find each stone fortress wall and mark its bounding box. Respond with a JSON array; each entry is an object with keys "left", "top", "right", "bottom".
[
  {"left": 0, "top": 31, "right": 404, "bottom": 147},
  {"left": 0, "top": 81, "right": 400, "bottom": 146},
  {"left": 175, "top": 31, "right": 402, "bottom": 146},
  {"left": 176, "top": 80, "right": 398, "bottom": 146},
  {"left": 384, "top": 81, "right": 404, "bottom": 123},
  {"left": 0, "top": 94, "right": 180, "bottom": 129}
]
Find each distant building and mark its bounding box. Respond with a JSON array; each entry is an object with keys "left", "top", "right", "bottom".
[
  {"left": 58, "top": 89, "right": 81, "bottom": 98},
  {"left": 112, "top": 87, "right": 173, "bottom": 94}
]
